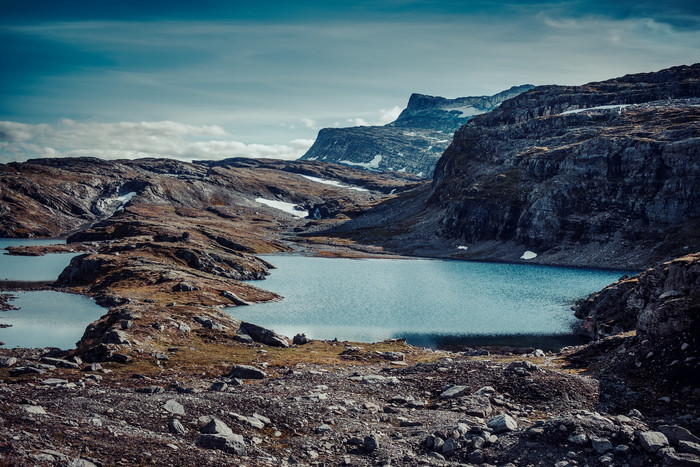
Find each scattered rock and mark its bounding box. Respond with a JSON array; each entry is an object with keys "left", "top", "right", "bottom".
[
  {"left": 638, "top": 431, "right": 669, "bottom": 453},
  {"left": 226, "top": 364, "right": 267, "bottom": 380},
  {"left": 163, "top": 399, "right": 185, "bottom": 415},
  {"left": 487, "top": 414, "right": 518, "bottom": 434}
]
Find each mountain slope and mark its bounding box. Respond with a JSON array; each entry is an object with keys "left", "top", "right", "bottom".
[
  {"left": 300, "top": 85, "right": 533, "bottom": 177},
  {"left": 329, "top": 64, "right": 700, "bottom": 269}
]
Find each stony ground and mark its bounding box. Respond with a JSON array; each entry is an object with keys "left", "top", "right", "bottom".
[{"left": 1, "top": 336, "right": 698, "bottom": 467}]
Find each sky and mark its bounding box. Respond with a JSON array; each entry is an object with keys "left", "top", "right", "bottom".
[{"left": 1, "top": 0, "right": 698, "bottom": 163}]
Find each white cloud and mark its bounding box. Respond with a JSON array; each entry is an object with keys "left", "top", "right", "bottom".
[
  {"left": 301, "top": 118, "right": 317, "bottom": 129},
  {"left": 0, "top": 119, "right": 312, "bottom": 163},
  {"left": 378, "top": 106, "right": 402, "bottom": 124}
]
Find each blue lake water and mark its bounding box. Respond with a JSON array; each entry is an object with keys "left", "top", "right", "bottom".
[
  {"left": 233, "top": 255, "right": 633, "bottom": 349},
  {"left": 0, "top": 238, "right": 104, "bottom": 349},
  {"left": 0, "top": 238, "right": 80, "bottom": 281},
  {"left": 0, "top": 291, "right": 104, "bottom": 349}
]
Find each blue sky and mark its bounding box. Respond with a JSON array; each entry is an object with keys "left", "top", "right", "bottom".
[{"left": 1, "top": 0, "right": 698, "bottom": 162}]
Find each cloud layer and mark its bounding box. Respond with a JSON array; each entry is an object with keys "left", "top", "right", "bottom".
[{"left": 0, "top": 120, "right": 313, "bottom": 163}]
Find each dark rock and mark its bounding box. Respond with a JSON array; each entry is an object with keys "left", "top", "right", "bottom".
[
  {"left": 222, "top": 290, "right": 252, "bottom": 306},
  {"left": 293, "top": 333, "right": 311, "bottom": 345},
  {"left": 238, "top": 322, "right": 289, "bottom": 347},
  {"left": 363, "top": 435, "right": 379, "bottom": 453},
  {"left": 638, "top": 431, "right": 670, "bottom": 453},
  {"left": 233, "top": 332, "right": 254, "bottom": 344},
  {"left": 226, "top": 364, "right": 267, "bottom": 380},
  {"left": 136, "top": 386, "right": 165, "bottom": 394},
  {"left": 195, "top": 434, "right": 247, "bottom": 456},
  {"left": 10, "top": 366, "right": 46, "bottom": 376}
]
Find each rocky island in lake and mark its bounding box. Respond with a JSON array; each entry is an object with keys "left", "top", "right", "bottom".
[{"left": 1, "top": 56, "right": 699, "bottom": 467}]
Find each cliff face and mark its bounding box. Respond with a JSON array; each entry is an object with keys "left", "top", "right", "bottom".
[
  {"left": 428, "top": 64, "right": 700, "bottom": 266},
  {"left": 300, "top": 85, "right": 533, "bottom": 177},
  {"left": 332, "top": 64, "right": 700, "bottom": 269}
]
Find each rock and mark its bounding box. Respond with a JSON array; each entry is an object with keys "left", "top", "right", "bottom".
[
  {"left": 210, "top": 382, "right": 228, "bottom": 391},
  {"left": 363, "top": 435, "right": 379, "bottom": 453},
  {"left": 487, "top": 414, "right": 518, "bottom": 434},
  {"left": 680, "top": 441, "right": 700, "bottom": 456},
  {"left": 663, "top": 450, "right": 700, "bottom": 466},
  {"left": 41, "top": 378, "right": 68, "bottom": 386},
  {"left": 462, "top": 395, "right": 493, "bottom": 417},
  {"left": 0, "top": 356, "right": 17, "bottom": 367},
  {"left": 22, "top": 404, "right": 47, "bottom": 415},
  {"left": 196, "top": 434, "right": 247, "bottom": 456},
  {"left": 10, "top": 366, "right": 45, "bottom": 376},
  {"left": 233, "top": 333, "right": 254, "bottom": 344},
  {"left": 591, "top": 436, "right": 613, "bottom": 454},
  {"left": 376, "top": 351, "right": 405, "bottom": 361},
  {"left": 226, "top": 364, "right": 267, "bottom": 380},
  {"left": 177, "top": 322, "right": 191, "bottom": 333},
  {"left": 136, "top": 385, "right": 165, "bottom": 394},
  {"left": 163, "top": 399, "right": 185, "bottom": 415},
  {"left": 174, "top": 281, "right": 199, "bottom": 292},
  {"left": 102, "top": 330, "right": 131, "bottom": 345},
  {"left": 638, "top": 431, "right": 670, "bottom": 453},
  {"left": 238, "top": 322, "right": 289, "bottom": 347},
  {"left": 82, "top": 363, "right": 102, "bottom": 372},
  {"left": 292, "top": 333, "right": 311, "bottom": 345},
  {"left": 222, "top": 290, "right": 252, "bottom": 306},
  {"left": 659, "top": 425, "right": 700, "bottom": 445},
  {"left": 168, "top": 418, "right": 186, "bottom": 435},
  {"left": 473, "top": 386, "right": 496, "bottom": 396},
  {"left": 194, "top": 315, "right": 225, "bottom": 331},
  {"left": 315, "top": 424, "right": 332, "bottom": 434},
  {"left": 467, "top": 449, "right": 485, "bottom": 464},
  {"left": 40, "top": 357, "right": 79, "bottom": 369},
  {"left": 567, "top": 433, "right": 588, "bottom": 445},
  {"left": 201, "top": 418, "right": 234, "bottom": 437},
  {"left": 441, "top": 437, "right": 460, "bottom": 456},
  {"left": 439, "top": 384, "right": 468, "bottom": 399}
]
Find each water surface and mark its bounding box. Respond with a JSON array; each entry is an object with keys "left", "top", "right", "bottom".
[
  {"left": 0, "top": 239, "right": 79, "bottom": 281},
  {"left": 233, "top": 255, "right": 631, "bottom": 349},
  {"left": 0, "top": 291, "right": 104, "bottom": 349}
]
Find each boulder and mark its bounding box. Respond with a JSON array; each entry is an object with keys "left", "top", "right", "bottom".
[
  {"left": 487, "top": 414, "right": 518, "bottom": 434},
  {"left": 638, "top": 431, "right": 670, "bottom": 453},
  {"left": 238, "top": 322, "right": 289, "bottom": 347},
  {"left": 195, "top": 434, "right": 247, "bottom": 456},
  {"left": 226, "top": 364, "right": 267, "bottom": 380}
]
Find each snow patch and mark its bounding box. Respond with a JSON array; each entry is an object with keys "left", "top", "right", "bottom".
[
  {"left": 457, "top": 246, "right": 468, "bottom": 250},
  {"left": 449, "top": 105, "right": 486, "bottom": 117},
  {"left": 115, "top": 192, "right": 136, "bottom": 211},
  {"left": 416, "top": 172, "right": 424, "bottom": 177},
  {"left": 255, "top": 198, "right": 307, "bottom": 218},
  {"left": 339, "top": 154, "right": 382, "bottom": 170},
  {"left": 561, "top": 104, "right": 630, "bottom": 115},
  {"left": 299, "top": 175, "right": 369, "bottom": 192},
  {"left": 520, "top": 251, "right": 537, "bottom": 260}
]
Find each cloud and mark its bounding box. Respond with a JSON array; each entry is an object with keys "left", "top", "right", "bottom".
[
  {"left": 378, "top": 106, "right": 402, "bottom": 124},
  {"left": 301, "top": 118, "right": 317, "bottom": 129},
  {"left": 0, "top": 120, "right": 312, "bottom": 163},
  {"left": 347, "top": 118, "right": 370, "bottom": 126}
]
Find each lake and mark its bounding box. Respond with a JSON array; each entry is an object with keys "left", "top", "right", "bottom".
[
  {"left": 0, "top": 238, "right": 80, "bottom": 281},
  {"left": 233, "top": 255, "right": 632, "bottom": 349},
  {"left": 0, "top": 239, "right": 104, "bottom": 349}
]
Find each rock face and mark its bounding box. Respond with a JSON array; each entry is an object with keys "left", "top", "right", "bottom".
[
  {"left": 573, "top": 253, "right": 700, "bottom": 340},
  {"left": 333, "top": 64, "right": 700, "bottom": 269},
  {"left": 300, "top": 85, "right": 533, "bottom": 177}
]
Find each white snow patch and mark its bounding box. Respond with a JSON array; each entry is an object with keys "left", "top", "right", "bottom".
[
  {"left": 457, "top": 245, "right": 468, "bottom": 250},
  {"left": 299, "top": 175, "right": 369, "bottom": 192},
  {"left": 339, "top": 155, "right": 382, "bottom": 170},
  {"left": 561, "top": 104, "right": 630, "bottom": 115},
  {"left": 416, "top": 172, "right": 424, "bottom": 177},
  {"left": 306, "top": 156, "right": 318, "bottom": 161},
  {"left": 520, "top": 251, "right": 538, "bottom": 260},
  {"left": 255, "top": 198, "right": 307, "bottom": 218},
  {"left": 115, "top": 192, "right": 136, "bottom": 211},
  {"left": 449, "top": 105, "right": 486, "bottom": 117},
  {"left": 403, "top": 131, "right": 418, "bottom": 136}
]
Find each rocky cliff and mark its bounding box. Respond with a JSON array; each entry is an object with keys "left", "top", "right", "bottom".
[
  {"left": 332, "top": 64, "right": 700, "bottom": 269},
  {"left": 300, "top": 85, "right": 533, "bottom": 177}
]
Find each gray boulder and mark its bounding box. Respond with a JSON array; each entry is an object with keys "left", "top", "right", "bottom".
[
  {"left": 638, "top": 431, "right": 669, "bottom": 453},
  {"left": 226, "top": 364, "right": 267, "bottom": 380},
  {"left": 238, "top": 322, "right": 289, "bottom": 347},
  {"left": 196, "top": 434, "right": 247, "bottom": 456},
  {"left": 487, "top": 414, "right": 518, "bottom": 434}
]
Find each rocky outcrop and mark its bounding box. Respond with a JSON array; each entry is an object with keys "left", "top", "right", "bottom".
[
  {"left": 333, "top": 64, "right": 700, "bottom": 269},
  {"left": 573, "top": 253, "right": 700, "bottom": 340},
  {"left": 300, "top": 85, "right": 533, "bottom": 177}
]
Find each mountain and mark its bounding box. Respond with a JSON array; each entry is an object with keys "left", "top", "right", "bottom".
[
  {"left": 299, "top": 85, "right": 534, "bottom": 177},
  {"left": 328, "top": 64, "right": 700, "bottom": 269}
]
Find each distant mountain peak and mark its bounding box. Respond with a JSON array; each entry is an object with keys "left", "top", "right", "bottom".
[{"left": 300, "top": 85, "right": 534, "bottom": 177}]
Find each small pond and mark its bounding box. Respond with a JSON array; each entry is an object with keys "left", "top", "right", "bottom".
[
  {"left": 0, "top": 239, "right": 104, "bottom": 349},
  {"left": 232, "top": 255, "right": 633, "bottom": 350}
]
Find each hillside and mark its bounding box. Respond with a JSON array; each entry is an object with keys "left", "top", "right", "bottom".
[
  {"left": 329, "top": 64, "right": 700, "bottom": 269},
  {"left": 300, "top": 85, "right": 533, "bottom": 177}
]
